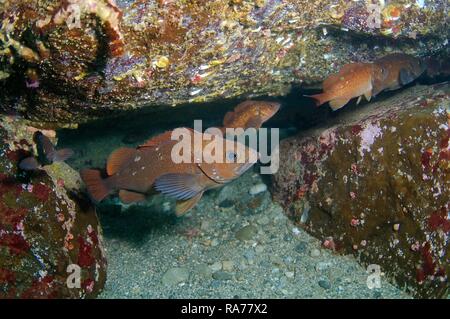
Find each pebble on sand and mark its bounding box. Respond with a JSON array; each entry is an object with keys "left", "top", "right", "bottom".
[
  {"left": 318, "top": 279, "right": 332, "bottom": 290},
  {"left": 235, "top": 225, "right": 258, "bottom": 241},
  {"left": 310, "top": 248, "right": 321, "bottom": 258},
  {"left": 222, "top": 260, "right": 234, "bottom": 272},
  {"left": 249, "top": 183, "right": 268, "bottom": 196},
  {"left": 212, "top": 271, "right": 233, "bottom": 281},
  {"left": 162, "top": 267, "right": 190, "bottom": 286}
]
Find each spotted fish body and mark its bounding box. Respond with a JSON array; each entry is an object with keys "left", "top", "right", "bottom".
[
  {"left": 307, "top": 63, "right": 378, "bottom": 111},
  {"left": 372, "top": 53, "right": 425, "bottom": 96},
  {"left": 81, "top": 128, "right": 258, "bottom": 216}
]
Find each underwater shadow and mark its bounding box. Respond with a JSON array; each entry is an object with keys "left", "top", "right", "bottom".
[{"left": 96, "top": 202, "right": 180, "bottom": 247}]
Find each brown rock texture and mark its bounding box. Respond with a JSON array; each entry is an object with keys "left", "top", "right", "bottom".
[
  {"left": 0, "top": 117, "right": 107, "bottom": 298},
  {"left": 271, "top": 83, "right": 450, "bottom": 298},
  {"left": 0, "top": 0, "right": 448, "bottom": 125}
]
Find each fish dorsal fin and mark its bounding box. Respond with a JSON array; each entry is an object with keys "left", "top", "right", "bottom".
[
  {"left": 106, "top": 147, "right": 136, "bottom": 176},
  {"left": 223, "top": 111, "right": 236, "bottom": 127},
  {"left": 154, "top": 173, "right": 204, "bottom": 200},
  {"left": 329, "top": 98, "right": 351, "bottom": 111},
  {"left": 364, "top": 89, "right": 372, "bottom": 102},
  {"left": 119, "top": 190, "right": 146, "bottom": 204},
  {"left": 234, "top": 100, "right": 256, "bottom": 113},
  {"left": 175, "top": 191, "right": 204, "bottom": 216},
  {"left": 138, "top": 131, "right": 174, "bottom": 149}
]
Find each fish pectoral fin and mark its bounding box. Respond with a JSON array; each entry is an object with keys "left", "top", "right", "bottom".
[
  {"left": 364, "top": 89, "right": 372, "bottom": 102},
  {"left": 53, "top": 148, "right": 74, "bottom": 162},
  {"left": 175, "top": 192, "right": 204, "bottom": 217},
  {"left": 119, "top": 190, "right": 147, "bottom": 204},
  {"left": 106, "top": 147, "right": 136, "bottom": 176},
  {"left": 154, "top": 173, "right": 204, "bottom": 201},
  {"left": 399, "top": 68, "right": 415, "bottom": 86},
  {"left": 356, "top": 96, "right": 363, "bottom": 105},
  {"left": 329, "top": 98, "right": 350, "bottom": 111}
]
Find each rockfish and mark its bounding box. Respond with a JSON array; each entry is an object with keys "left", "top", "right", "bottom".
[{"left": 80, "top": 128, "right": 258, "bottom": 216}]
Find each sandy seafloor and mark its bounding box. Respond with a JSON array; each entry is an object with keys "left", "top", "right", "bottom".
[{"left": 59, "top": 100, "right": 411, "bottom": 299}]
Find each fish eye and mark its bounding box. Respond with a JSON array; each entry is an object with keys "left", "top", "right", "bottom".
[{"left": 226, "top": 151, "right": 238, "bottom": 162}]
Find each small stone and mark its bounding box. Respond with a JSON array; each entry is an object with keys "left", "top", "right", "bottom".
[
  {"left": 196, "top": 264, "right": 212, "bottom": 278},
  {"left": 249, "top": 183, "right": 268, "bottom": 196},
  {"left": 211, "top": 238, "right": 219, "bottom": 247},
  {"left": 222, "top": 260, "right": 234, "bottom": 272},
  {"left": 318, "top": 279, "right": 331, "bottom": 290},
  {"left": 210, "top": 262, "right": 222, "bottom": 272},
  {"left": 212, "top": 271, "right": 233, "bottom": 281},
  {"left": 200, "top": 220, "right": 210, "bottom": 230},
  {"left": 315, "top": 261, "right": 332, "bottom": 272},
  {"left": 243, "top": 250, "right": 255, "bottom": 261},
  {"left": 257, "top": 215, "right": 270, "bottom": 225},
  {"left": 219, "top": 199, "right": 235, "bottom": 208},
  {"left": 255, "top": 245, "right": 264, "bottom": 254},
  {"left": 310, "top": 248, "right": 321, "bottom": 258},
  {"left": 285, "top": 271, "right": 295, "bottom": 278},
  {"left": 162, "top": 267, "right": 189, "bottom": 286},
  {"left": 235, "top": 225, "right": 258, "bottom": 241},
  {"left": 295, "top": 242, "right": 308, "bottom": 254}
]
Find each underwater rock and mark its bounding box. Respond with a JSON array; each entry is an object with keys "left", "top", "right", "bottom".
[
  {"left": 0, "top": 116, "right": 107, "bottom": 298},
  {"left": 272, "top": 83, "right": 450, "bottom": 298},
  {"left": 0, "top": 0, "right": 448, "bottom": 125}
]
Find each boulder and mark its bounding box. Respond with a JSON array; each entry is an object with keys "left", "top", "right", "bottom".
[
  {"left": 0, "top": 0, "right": 448, "bottom": 125},
  {"left": 271, "top": 83, "right": 450, "bottom": 298},
  {"left": 0, "top": 116, "right": 107, "bottom": 298}
]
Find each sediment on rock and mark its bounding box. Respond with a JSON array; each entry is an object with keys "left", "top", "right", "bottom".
[{"left": 271, "top": 83, "right": 450, "bottom": 298}]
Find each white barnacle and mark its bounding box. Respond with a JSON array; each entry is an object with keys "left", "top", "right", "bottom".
[
  {"left": 189, "top": 88, "right": 203, "bottom": 96},
  {"left": 134, "top": 156, "right": 141, "bottom": 162}
]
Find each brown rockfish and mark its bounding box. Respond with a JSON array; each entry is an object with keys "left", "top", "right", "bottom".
[
  {"left": 80, "top": 128, "right": 258, "bottom": 216},
  {"left": 222, "top": 100, "right": 281, "bottom": 133},
  {"left": 372, "top": 53, "right": 425, "bottom": 96},
  {"left": 308, "top": 62, "right": 382, "bottom": 111}
]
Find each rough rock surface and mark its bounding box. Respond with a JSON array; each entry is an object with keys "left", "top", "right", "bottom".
[
  {"left": 0, "top": 117, "right": 107, "bottom": 298},
  {"left": 0, "top": 0, "right": 448, "bottom": 125},
  {"left": 271, "top": 84, "right": 450, "bottom": 298}
]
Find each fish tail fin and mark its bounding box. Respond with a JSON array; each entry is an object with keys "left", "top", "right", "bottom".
[
  {"left": 80, "top": 169, "right": 111, "bottom": 203},
  {"left": 305, "top": 93, "right": 330, "bottom": 107},
  {"left": 52, "top": 148, "right": 74, "bottom": 162}
]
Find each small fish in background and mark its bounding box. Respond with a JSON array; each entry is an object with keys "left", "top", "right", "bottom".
[
  {"left": 221, "top": 100, "right": 281, "bottom": 133},
  {"left": 80, "top": 128, "right": 258, "bottom": 216},
  {"left": 372, "top": 53, "right": 426, "bottom": 96},
  {"left": 306, "top": 62, "right": 379, "bottom": 111},
  {"left": 19, "top": 131, "right": 74, "bottom": 171}
]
